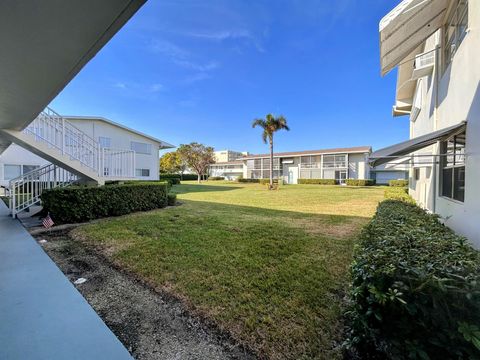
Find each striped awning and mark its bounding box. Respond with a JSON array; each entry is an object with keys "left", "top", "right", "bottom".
[
  {"left": 380, "top": 0, "right": 449, "bottom": 75},
  {"left": 369, "top": 122, "right": 466, "bottom": 167}
]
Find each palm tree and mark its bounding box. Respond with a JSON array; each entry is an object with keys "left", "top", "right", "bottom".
[{"left": 252, "top": 114, "right": 290, "bottom": 189}]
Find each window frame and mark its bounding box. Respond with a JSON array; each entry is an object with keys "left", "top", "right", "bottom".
[
  {"left": 135, "top": 168, "right": 151, "bottom": 177},
  {"left": 130, "top": 141, "right": 152, "bottom": 155},
  {"left": 443, "top": 0, "right": 468, "bottom": 71},
  {"left": 440, "top": 132, "right": 466, "bottom": 202}
]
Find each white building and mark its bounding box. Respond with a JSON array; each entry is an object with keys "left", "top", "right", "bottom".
[
  {"left": 0, "top": 116, "right": 173, "bottom": 188},
  {"left": 213, "top": 149, "right": 248, "bottom": 163},
  {"left": 209, "top": 161, "right": 244, "bottom": 180},
  {"left": 371, "top": 0, "right": 479, "bottom": 246},
  {"left": 242, "top": 146, "right": 372, "bottom": 184}
]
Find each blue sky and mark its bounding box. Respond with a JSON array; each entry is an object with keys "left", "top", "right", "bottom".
[{"left": 51, "top": 0, "right": 406, "bottom": 155}]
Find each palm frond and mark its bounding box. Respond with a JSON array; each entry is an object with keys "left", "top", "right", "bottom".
[
  {"left": 261, "top": 130, "right": 268, "bottom": 144},
  {"left": 252, "top": 118, "right": 267, "bottom": 129}
]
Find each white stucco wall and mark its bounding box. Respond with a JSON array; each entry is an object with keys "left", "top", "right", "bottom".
[
  {"left": 68, "top": 119, "right": 160, "bottom": 181},
  {"left": 405, "top": 1, "right": 480, "bottom": 246},
  {"left": 0, "top": 144, "right": 49, "bottom": 187}
]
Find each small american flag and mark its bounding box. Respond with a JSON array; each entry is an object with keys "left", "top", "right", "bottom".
[{"left": 42, "top": 213, "right": 54, "bottom": 229}]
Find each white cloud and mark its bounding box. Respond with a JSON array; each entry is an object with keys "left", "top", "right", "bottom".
[
  {"left": 113, "top": 82, "right": 127, "bottom": 89},
  {"left": 184, "top": 72, "right": 211, "bottom": 84}
]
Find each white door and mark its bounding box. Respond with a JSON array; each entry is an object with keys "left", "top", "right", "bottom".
[{"left": 285, "top": 165, "right": 298, "bottom": 184}]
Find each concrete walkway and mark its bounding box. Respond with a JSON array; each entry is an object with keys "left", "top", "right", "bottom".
[{"left": 0, "top": 202, "right": 132, "bottom": 360}]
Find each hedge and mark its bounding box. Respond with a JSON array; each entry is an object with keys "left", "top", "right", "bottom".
[
  {"left": 347, "top": 200, "right": 480, "bottom": 359},
  {"left": 384, "top": 187, "right": 415, "bottom": 204},
  {"left": 389, "top": 179, "right": 409, "bottom": 187},
  {"left": 161, "top": 173, "right": 199, "bottom": 181},
  {"left": 167, "top": 193, "right": 177, "bottom": 206},
  {"left": 208, "top": 176, "right": 225, "bottom": 180},
  {"left": 41, "top": 183, "right": 168, "bottom": 224},
  {"left": 346, "top": 179, "right": 376, "bottom": 186},
  {"left": 298, "top": 179, "right": 337, "bottom": 185},
  {"left": 237, "top": 178, "right": 260, "bottom": 183}
]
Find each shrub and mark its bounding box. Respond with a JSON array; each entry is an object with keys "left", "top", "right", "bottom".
[
  {"left": 167, "top": 193, "right": 177, "bottom": 206},
  {"left": 161, "top": 173, "right": 198, "bottom": 181},
  {"left": 345, "top": 179, "right": 376, "bottom": 186},
  {"left": 237, "top": 178, "right": 260, "bottom": 183},
  {"left": 208, "top": 176, "right": 225, "bottom": 180},
  {"left": 41, "top": 183, "right": 168, "bottom": 224},
  {"left": 384, "top": 187, "right": 415, "bottom": 204},
  {"left": 298, "top": 179, "right": 337, "bottom": 185},
  {"left": 347, "top": 200, "right": 480, "bottom": 359},
  {"left": 389, "top": 179, "right": 409, "bottom": 187}
]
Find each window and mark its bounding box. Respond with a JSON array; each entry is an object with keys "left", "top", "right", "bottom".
[
  {"left": 23, "top": 165, "right": 40, "bottom": 174},
  {"left": 99, "top": 136, "right": 111, "bottom": 148},
  {"left": 441, "top": 132, "right": 466, "bottom": 202},
  {"left": 444, "top": 0, "right": 468, "bottom": 69},
  {"left": 135, "top": 168, "right": 150, "bottom": 177},
  {"left": 4, "top": 165, "right": 21, "bottom": 180},
  {"left": 414, "top": 168, "right": 421, "bottom": 181},
  {"left": 131, "top": 141, "right": 152, "bottom": 155}
]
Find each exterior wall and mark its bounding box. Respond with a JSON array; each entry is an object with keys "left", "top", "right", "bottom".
[
  {"left": 243, "top": 151, "right": 372, "bottom": 184},
  {"left": 68, "top": 119, "right": 160, "bottom": 180},
  {"left": 209, "top": 163, "right": 243, "bottom": 180},
  {"left": 0, "top": 144, "right": 49, "bottom": 187},
  {"left": 401, "top": 1, "right": 480, "bottom": 246}
]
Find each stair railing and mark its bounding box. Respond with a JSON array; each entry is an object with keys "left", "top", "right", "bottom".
[{"left": 9, "top": 163, "right": 77, "bottom": 217}]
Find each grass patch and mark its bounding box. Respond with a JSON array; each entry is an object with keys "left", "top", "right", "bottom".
[{"left": 74, "top": 182, "right": 384, "bottom": 359}]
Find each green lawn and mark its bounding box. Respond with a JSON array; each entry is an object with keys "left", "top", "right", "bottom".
[{"left": 74, "top": 182, "right": 384, "bottom": 359}]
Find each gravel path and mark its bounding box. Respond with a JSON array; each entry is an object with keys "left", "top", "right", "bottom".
[{"left": 35, "top": 230, "right": 256, "bottom": 360}]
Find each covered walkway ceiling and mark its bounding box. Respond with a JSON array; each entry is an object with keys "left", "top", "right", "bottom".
[
  {"left": 380, "top": 0, "right": 450, "bottom": 75},
  {"left": 0, "top": 0, "right": 145, "bottom": 132}
]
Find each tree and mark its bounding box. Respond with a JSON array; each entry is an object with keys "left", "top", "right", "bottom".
[
  {"left": 159, "top": 151, "right": 188, "bottom": 179},
  {"left": 160, "top": 151, "right": 181, "bottom": 174},
  {"left": 252, "top": 114, "right": 290, "bottom": 189},
  {"left": 177, "top": 143, "right": 215, "bottom": 183}
]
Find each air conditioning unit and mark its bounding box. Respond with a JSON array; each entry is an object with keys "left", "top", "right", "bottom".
[{"left": 412, "top": 51, "right": 435, "bottom": 80}]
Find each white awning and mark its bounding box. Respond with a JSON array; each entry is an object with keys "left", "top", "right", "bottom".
[{"left": 380, "top": 0, "right": 449, "bottom": 75}]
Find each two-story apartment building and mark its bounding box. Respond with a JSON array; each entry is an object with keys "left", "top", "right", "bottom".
[
  {"left": 371, "top": 0, "right": 479, "bottom": 246},
  {"left": 0, "top": 115, "right": 173, "bottom": 188},
  {"left": 213, "top": 149, "right": 248, "bottom": 163}
]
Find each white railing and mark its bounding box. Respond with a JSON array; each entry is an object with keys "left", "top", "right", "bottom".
[
  {"left": 101, "top": 148, "right": 136, "bottom": 178},
  {"left": 9, "top": 164, "right": 78, "bottom": 217},
  {"left": 24, "top": 107, "right": 100, "bottom": 173},
  {"left": 22, "top": 107, "right": 135, "bottom": 179}
]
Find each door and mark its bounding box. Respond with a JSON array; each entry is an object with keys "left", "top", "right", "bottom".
[{"left": 284, "top": 165, "right": 298, "bottom": 184}]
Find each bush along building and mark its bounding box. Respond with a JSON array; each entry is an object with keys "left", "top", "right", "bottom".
[{"left": 370, "top": 0, "right": 479, "bottom": 246}]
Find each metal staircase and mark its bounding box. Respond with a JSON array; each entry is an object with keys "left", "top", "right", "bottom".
[{"left": 1, "top": 107, "right": 136, "bottom": 216}]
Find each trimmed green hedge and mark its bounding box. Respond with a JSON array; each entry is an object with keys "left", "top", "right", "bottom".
[
  {"left": 347, "top": 200, "right": 480, "bottom": 358},
  {"left": 346, "top": 179, "right": 376, "bottom": 186},
  {"left": 384, "top": 187, "right": 415, "bottom": 204},
  {"left": 389, "top": 179, "right": 409, "bottom": 187},
  {"left": 259, "top": 178, "right": 279, "bottom": 185},
  {"left": 298, "top": 179, "right": 337, "bottom": 185},
  {"left": 237, "top": 178, "right": 260, "bottom": 183},
  {"left": 167, "top": 193, "right": 177, "bottom": 206},
  {"left": 41, "top": 183, "right": 168, "bottom": 224},
  {"left": 208, "top": 176, "right": 225, "bottom": 180},
  {"left": 161, "top": 173, "right": 198, "bottom": 181}
]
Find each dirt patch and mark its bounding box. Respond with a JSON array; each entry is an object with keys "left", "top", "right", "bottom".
[{"left": 34, "top": 230, "right": 255, "bottom": 360}]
